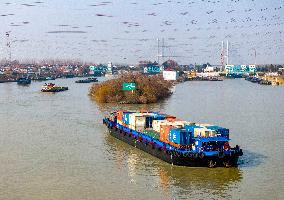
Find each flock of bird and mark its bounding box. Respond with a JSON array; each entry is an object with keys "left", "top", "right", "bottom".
[{"left": 0, "top": 0, "right": 283, "bottom": 64}]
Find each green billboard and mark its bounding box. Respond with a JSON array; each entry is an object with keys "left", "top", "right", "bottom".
[{"left": 122, "top": 82, "right": 136, "bottom": 91}]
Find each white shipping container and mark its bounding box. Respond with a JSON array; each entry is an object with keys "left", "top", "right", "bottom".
[
  {"left": 129, "top": 113, "right": 146, "bottom": 130},
  {"left": 194, "top": 128, "right": 217, "bottom": 137},
  {"left": 135, "top": 116, "right": 146, "bottom": 127},
  {"left": 194, "top": 128, "right": 205, "bottom": 137},
  {"left": 129, "top": 113, "right": 142, "bottom": 126},
  {"left": 172, "top": 121, "right": 188, "bottom": 127},
  {"left": 152, "top": 120, "right": 168, "bottom": 132}
]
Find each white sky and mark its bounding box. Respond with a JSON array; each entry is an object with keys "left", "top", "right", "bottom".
[{"left": 0, "top": 0, "right": 283, "bottom": 64}]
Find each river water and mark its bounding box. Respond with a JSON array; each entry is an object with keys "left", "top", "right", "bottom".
[{"left": 0, "top": 78, "right": 283, "bottom": 200}]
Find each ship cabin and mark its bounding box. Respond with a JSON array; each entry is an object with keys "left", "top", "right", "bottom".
[{"left": 192, "top": 137, "right": 231, "bottom": 156}]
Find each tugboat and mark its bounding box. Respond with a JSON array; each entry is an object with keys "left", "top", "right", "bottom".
[
  {"left": 41, "top": 83, "right": 68, "bottom": 92},
  {"left": 103, "top": 110, "right": 243, "bottom": 168},
  {"left": 17, "top": 77, "right": 31, "bottom": 85},
  {"left": 75, "top": 77, "right": 98, "bottom": 83}
]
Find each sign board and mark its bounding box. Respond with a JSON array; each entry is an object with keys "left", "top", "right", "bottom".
[{"left": 122, "top": 82, "right": 136, "bottom": 91}]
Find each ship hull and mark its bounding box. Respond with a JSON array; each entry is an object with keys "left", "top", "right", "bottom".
[{"left": 107, "top": 126, "right": 240, "bottom": 167}]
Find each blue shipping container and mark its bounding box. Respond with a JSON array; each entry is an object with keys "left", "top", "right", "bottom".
[
  {"left": 122, "top": 112, "right": 132, "bottom": 125},
  {"left": 152, "top": 113, "right": 166, "bottom": 120},
  {"left": 184, "top": 125, "right": 202, "bottom": 134},
  {"left": 169, "top": 128, "right": 191, "bottom": 145}
]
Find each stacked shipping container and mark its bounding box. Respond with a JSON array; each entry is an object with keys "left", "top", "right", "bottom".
[{"left": 115, "top": 110, "right": 230, "bottom": 147}]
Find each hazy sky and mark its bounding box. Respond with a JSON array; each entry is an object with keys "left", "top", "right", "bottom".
[{"left": 0, "top": 0, "right": 283, "bottom": 64}]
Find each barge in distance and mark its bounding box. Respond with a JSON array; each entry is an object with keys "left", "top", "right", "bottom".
[{"left": 103, "top": 110, "right": 243, "bottom": 168}]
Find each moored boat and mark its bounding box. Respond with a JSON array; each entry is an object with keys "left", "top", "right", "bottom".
[
  {"left": 41, "top": 83, "right": 68, "bottom": 92},
  {"left": 75, "top": 77, "right": 98, "bottom": 83},
  {"left": 17, "top": 77, "right": 31, "bottom": 85},
  {"left": 103, "top": 110, "right": 243, "bottom": 168}
]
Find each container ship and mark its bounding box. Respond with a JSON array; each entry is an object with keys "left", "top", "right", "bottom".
[{"left": 103, "top": 110, "right": 243, "bottom": 168}]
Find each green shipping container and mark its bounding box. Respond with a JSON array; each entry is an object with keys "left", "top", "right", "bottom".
[{"left": 143, "top": 130, "right": 160, "bottom": 140}]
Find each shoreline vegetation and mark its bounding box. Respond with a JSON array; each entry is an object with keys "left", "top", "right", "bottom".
[{"left": 89, "top": 74, "right": 174, "bottom": 104}]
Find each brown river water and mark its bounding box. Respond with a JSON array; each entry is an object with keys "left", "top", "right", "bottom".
[{"left": 0, "top": 78, "right": 283, "bottom": 200}]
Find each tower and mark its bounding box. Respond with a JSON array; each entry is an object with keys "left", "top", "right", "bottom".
[{"left": 226, "top": 40, "right": 229, "bottom": 65}]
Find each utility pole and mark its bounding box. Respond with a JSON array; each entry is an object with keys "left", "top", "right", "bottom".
[
  {"left": 157, "top": 38, "right": 160, "bottom": 64},
  {"left": 6, "top": 32, "right": 12, "bottom": 64},
  {"left": 221, "top": 41, "right": 224, "bottom": 66},
  {"left": 226, "top": 40, "right": 229, "bottom": 65},
  {"left": 162, "top": 38, "right": 165, "bottom": 63},
  {"left": 253, "top": 48, "right": 256, "bottom": 65}
]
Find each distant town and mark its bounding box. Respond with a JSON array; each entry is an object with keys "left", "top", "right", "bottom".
[{"left": 0, "top": 59, "right": 283, "bottom": 84}]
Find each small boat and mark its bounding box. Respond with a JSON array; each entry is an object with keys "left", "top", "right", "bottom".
[
  {"left": 65, "top": 74, "right": 74, "bottom": 78},
  {"left": 87, "top": 77, "right": 98, "bottom": 82},
  {"left": 75, "top": 77, "right": 98, "bottom": 83},
  {"left": 208, "top": 76, "right": 223, "bottom": 81},
  {"left": 41, "top": 83, "right": 68, "bottom": 92},
  {"left": 250, "top": 77, "right": 261, "bottom": 83},
  {"left": 17, "top": 78, "right": 31, "bottom": 85},
  {"left": 46, "top": 77, "right": 55, "bottom": 80}
]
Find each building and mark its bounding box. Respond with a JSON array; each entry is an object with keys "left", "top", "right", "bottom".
[
  {"left": 107, "top": 62, "right": 113, "bottom": 74},
  {"left": 143, "top": 64, "right": 162, "bottom": 74},
  {"left": 163, "top": 70, "right": 178, "bottom": 81},
  {"left": 225, "top": 65, "right": 256, "bottom": 75},
  {"left": 204, "top": 66, "right": 215, "bottom": 72}
]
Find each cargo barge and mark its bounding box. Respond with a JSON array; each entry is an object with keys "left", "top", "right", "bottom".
[{"left": 103, "top": 111, "right": 243, "bottom": 168}]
